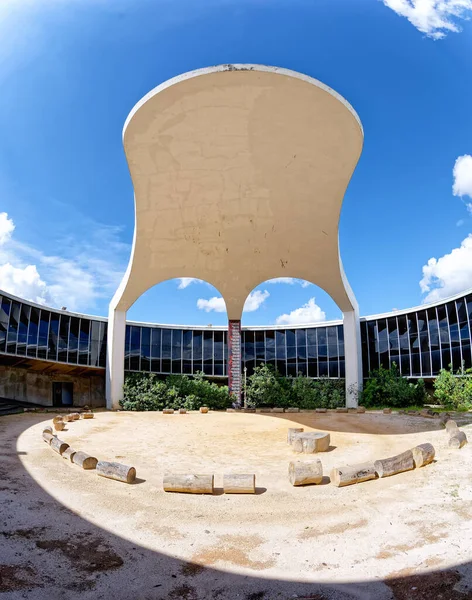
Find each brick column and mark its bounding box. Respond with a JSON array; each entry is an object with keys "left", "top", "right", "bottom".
[{"left": 228, "top": 319, "right": 242, "bottom": 407}]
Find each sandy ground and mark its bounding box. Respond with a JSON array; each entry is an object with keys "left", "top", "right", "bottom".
[{"left": 1, "top": 410, "right": 472, "bottom": 600}]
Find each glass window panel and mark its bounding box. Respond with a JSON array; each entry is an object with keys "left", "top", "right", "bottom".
[
  {"left": 15, "top": 304, "right": 29, "bottom": 356},
  {"left": 466, "top": 295, "right": 472, "bottom": 320},
  {"left": 161, "top": 329, "right": 172, "bottom": 358},
  {"left": 130, "top": 326, "right": 141, "bottom": 371},
  {"left": 27, "top": 307, "right": 40, "bottom": 358},
  {"left": 417, "top": 310, "right": 427, "bottom": 333},
  {"left": 361, "top": 321, "right": 369, "bottom": 378},
  {"left": 337, "top": 326, "right": 344, "bottom": 359},
  {"left": 307, "top": 328, "right": 317, "bottom": 345},
  {"left": 141, "top": 328, "right": 150, "bottom": 348},
  {"left": 67, "top": 316, "right": 79, "bottom": 364},
  {"left": 265, "top": 330, "right": 275, "bottom": 348},
  {"left": 328, "top": 360, "right": 338, "bottom": 378},
  {"left": 255, "top": 330, "right": 264, "bottom": 346},
  {"left": 387, "top": 317, "right": 399, "bottom": 351},
  {"left": 183, "top": 330, "right": 193, "bottom": 360},
  {"left": 296, "top": 329, "right": 306, "bottom": 347},
  {"left": 408, "top": 313, "right": 418, "bottom": 335},
  {"left": 48, "top": 313, "right": 59, "bottom": 361},
  {"left": 461, "top": 343, "right": 471, "bottom": 370},
  {"left": 286, "top": 329, "right": 296, "bottom": 347},
  {"left": 192, "top": 330, "right": 202, "bottom": 374},
  {"left": 400, "top": 354, "right": 411, "bottom": 376},
  {"left": 308, "top": 360, "right": 318, "bottom": 378},
  {"left": 99, "top": 322, "right": 107, "bottom": 367},
  {"left": 37, "top": 310, "right": 49, "bottom": 359},
  {"left": 172, "top": 329, "right": 182, "bottom": 373},
  {"left": 297, "top": 362, "right": 307, "bottom": 376},
  {"left": 456, "top": 299, "right": 467, "bottom": 323},
  {"left": 124, "top": 325, "right": 131, "bottom": 370},
  {"left": 151, "top": 328, "right": 161, "bottom": 372},
  {"left": 203, "top": 331, "right": 213, "bottom": 375},
  {"left": 431, "top": 350, "right": 441, "bottom": 374},
  {"left": 0, "top": 297, "right": 11, "bottom": 352},
  {"left": 276, "top": 359, "right": 287, "bottom": 377},
  {"left": 447, "top": 302, "right": 458, "bottom": 325},
  {"left": 427, "top": 308, "right": 439, "bottom": 350},
  {"left": 411, "top": 353, "right": 421, "bottom": 376},
  {"left": 366, "top": 320, "right": 379, "bottom": 371},
  {"left": 7, "top": 301, "right": 20, "bottom": 352},
  {"left": 57, "top": 315, "right": 70, "bottom": 362},
  {"left": 276, "top": 330, "right": 286, "bottom": 359},
  {"left": 398, "top": 315, "right": 409, "bottom": 354},
  {"left": 78, "top": 319, "right": 90, "bottom": 365},
  {"left": 317, "top": 328, "right": 327, "bottom": 346},
  {"left": 89, "top": 321, "right": 101, "bottom": 367},
  {"left": 378, "top": 319, "right": 389, "bottom": 368},
  {"left": 452, "top": 346, "right": 462, "bottom": 371},
  {"left": 318, "top": 361, "right": 328, "bottom": 377}
]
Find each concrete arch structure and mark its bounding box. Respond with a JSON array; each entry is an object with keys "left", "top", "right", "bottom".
[{"left": 107, "top": 64, "right": 363, "bottom": 409}]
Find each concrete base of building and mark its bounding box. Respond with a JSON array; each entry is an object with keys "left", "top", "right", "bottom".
[{"left": 0, "top": 364, "right": 105, "bottom": 408}]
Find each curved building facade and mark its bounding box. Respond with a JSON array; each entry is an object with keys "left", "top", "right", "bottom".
[{"left": 1, "top": 287, "right": 471, "bottom": 407}]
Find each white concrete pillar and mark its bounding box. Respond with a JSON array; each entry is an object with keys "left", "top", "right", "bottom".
[
  {"left": 343, "top": 309, "right": 362, "bottom": 408},
  {"left": 106, "top": 308, "right": 127, "bottom": 410}
]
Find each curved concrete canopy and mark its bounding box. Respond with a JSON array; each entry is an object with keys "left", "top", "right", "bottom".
[{"left": 112, "top": 64, "right": 363, "bottom": 319}]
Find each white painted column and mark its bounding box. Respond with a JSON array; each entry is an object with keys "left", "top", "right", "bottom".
[
  {"left": 106, "top": 308, "right": 127, "bottom": 410},
  {"left": 343, "top": 309, "right": 362, "bottom": 408}
]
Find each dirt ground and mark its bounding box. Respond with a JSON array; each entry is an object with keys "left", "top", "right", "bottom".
[{"left": 1, "top": 410, "right": 472, "bottom": 600}]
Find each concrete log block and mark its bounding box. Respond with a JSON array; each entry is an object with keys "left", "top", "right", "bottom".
[
  {"left": 223, "top": 474, "right": 255, "bottom": 494},
  {"left": 374, "top": 449, "right": 414, "bottom": 478},
  {"left": 163, "top": 474, "right": 213, "bottom": 494},
  {"left": 331, "top": 462, "right": 377, "bottom": 487},
  {"left": 289, "top": 460, "right": 323, "bottom": 486},
  {"left": 287, "top": 427, "right": 304, "bottom": 444}
]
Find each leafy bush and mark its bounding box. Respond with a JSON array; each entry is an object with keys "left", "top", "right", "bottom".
[
  {"left": 360, "top": 364, "right": 426, "bottom": 408},
  {"left": 434, "top": 365, "right": 472, "bottom": 410},
  {"left": 244, "top": 363, "right": 345, "bottom": 409},
  {"left": 120, "top": 372, "right": 231, "bottom": 411}
]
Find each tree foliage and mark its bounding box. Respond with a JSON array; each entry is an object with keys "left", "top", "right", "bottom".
[
  {"left": 120, "top": 372, "right": 231, "bottom": 411},
  {"left": 244, "top": 364, "right": 345, "bottom": 409},
  {"left": 359, "top": 364, "right": 426, "bottom": 408},
  {"left": 434, "top": 365, "right": 472, "bottom": 410}
]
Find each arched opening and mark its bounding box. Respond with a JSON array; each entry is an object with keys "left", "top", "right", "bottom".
[
  {"left": 115, "top": 278, "right": 229, "bottom": 384},
  {"left": 240, "top": 278, "right": 343, "bottom": 378}
]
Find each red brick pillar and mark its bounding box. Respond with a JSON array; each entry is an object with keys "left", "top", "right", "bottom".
[{"left": 228, "top": 319, "right": 242, "bottom": 407}]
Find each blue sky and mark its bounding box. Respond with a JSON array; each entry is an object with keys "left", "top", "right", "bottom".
[{"left": 1, "top": 0, "right": 472, "bottom": 326}]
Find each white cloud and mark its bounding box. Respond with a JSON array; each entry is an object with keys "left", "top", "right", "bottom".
[
  {"left": 243, "top": 289, "right": 270, "bottom": 312},
  {"left": 0, "top": 263, "right": 51, "bottom": 305},
  {"left": 457, "top": 219, "right": 465, "bottom": 226},
  {"left": 420, "top": 234, "right": 472, "bottom": 302},
  {"left": 177, "top": 277, "right": 203, "bottom": 289},
  {"left": 266, "top": 277, "right": 312, "bottom": 288},
  {"left": 0, "top": 211, "right": 129, "bottom": 312},
  {"left": 382, "top": 0, "right": 472, "bottom": 39},
  {"left": 453, "top": 155, "right": 472, "bottom": 217},
  {"left": 196, "top": 296, "right": 226, "bottom": 313},
  {"left": 275, "top": 297, "right": 326, "bottom": 325},
  {"left": 196, "top": 289, "right": 270, "bottom": 314},
  {"left": 0, "top": 212, "right": 15, "bottom": 245}
]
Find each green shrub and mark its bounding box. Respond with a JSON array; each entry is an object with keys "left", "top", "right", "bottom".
[
  {"left": 120, "top": 372, "right": 231, "bottom": 411},
  {"left": 244, "top": 363, "right": 345, "bottom": 409},
  {"left": 434, "top": 365, "right": 472, "bottom": 410},
  {"left": 360, "top": 364, "right": 426, "bottom": 408}
]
